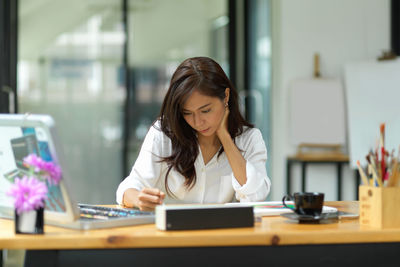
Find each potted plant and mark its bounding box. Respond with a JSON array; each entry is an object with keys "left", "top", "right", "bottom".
[{"left": 7, "top": 154, "right": 61, "bottom": 234}]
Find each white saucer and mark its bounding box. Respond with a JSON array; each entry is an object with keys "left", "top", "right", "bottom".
[{"left": 281, "top": 212, "right": 338, "bottom": 223}]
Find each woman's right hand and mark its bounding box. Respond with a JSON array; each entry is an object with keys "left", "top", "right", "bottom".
[{"left": 123, "top": 188, "right": 165, "bottom": 211}]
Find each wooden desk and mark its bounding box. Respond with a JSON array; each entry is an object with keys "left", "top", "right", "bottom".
[{"left": 1, "top": 201, "right": 400, "bottom": 267}]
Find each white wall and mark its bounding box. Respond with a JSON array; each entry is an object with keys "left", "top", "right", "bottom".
[{"left": 270, "top": 0, "right": 390, "bottom": 200}]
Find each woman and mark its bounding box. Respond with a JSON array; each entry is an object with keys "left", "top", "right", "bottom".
[{"left": 116, "top": 57, "right": 271, "bottom": 210}]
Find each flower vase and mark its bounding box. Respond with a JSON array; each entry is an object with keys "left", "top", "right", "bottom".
[{"left": 14, "top": 207, "right": 44, "bottom": 234}]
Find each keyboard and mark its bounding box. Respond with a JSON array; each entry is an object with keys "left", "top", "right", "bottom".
[{"left": 78, "top": 204, "right": 153, "bottom": 220}]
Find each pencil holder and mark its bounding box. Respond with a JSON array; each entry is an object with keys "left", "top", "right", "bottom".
[{"left": 359, "top": 185, "right": 400, "bottom": 228}]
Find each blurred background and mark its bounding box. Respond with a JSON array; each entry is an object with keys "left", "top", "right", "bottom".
[{"left": 0, "top": 0, "right": 394, "bottom": 206}]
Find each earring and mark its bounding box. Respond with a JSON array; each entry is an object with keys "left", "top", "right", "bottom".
[{"left": 225, "top": 103, "right": 228, "bottom": 107}]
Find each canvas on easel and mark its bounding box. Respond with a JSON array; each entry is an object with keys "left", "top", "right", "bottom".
[
  {"left": 344, "top": 59, "right": 400, "bottom": 168},
  {"left": 289, "top": 78, "right": 346, "bottom": 148}
]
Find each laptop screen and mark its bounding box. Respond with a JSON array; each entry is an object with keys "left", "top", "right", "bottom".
[
  {"left": 0, "top": 114, "right": 79, "bottom": 224},
  {"left": 1, "top": 114, "right": 157, "bottom": 230}
]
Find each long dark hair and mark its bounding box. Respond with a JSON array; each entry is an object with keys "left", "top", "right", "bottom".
[{"left": 159, "top": 57, "right": 253, "bottom": 196}]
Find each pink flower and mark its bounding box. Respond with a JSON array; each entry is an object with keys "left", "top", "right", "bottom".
[
  {"left": 7, "top": 176, "right": 48, "bottom": 214},
  {"left": 23, "top": 154, "right": 44, "bottom": 172},
  {"left": 23, "top": 154, "right": 62, "bottom": 185}
]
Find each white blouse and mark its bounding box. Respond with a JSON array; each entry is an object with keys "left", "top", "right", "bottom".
[{"left": 116, "top": 121, "right": 271, "bottom": 205}]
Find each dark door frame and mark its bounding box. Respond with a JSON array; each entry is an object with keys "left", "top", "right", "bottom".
[{"left": 0, "top": 0, "right": 18, "bottom": 114}]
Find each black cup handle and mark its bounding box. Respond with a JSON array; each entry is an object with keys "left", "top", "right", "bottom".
[{"left": 282, "top": 194, "right": 295, "bottom": 211}]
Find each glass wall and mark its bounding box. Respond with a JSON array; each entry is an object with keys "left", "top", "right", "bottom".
[
  {"left": 18, "top": 0, "right": 229, "bottom": 204},
  {"left": 125, "top": 0, "right": 229, "bottom": 171},
  {"left": 18, "top": 0, "right": 125, "bottom": 203}
]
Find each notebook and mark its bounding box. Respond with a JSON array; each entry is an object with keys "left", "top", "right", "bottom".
[
  {"left": 225, "top": 201, "right": 338, "bottom": 217},
  {"left": 0, "top": 113, "right": 154, "bottom": 230}
]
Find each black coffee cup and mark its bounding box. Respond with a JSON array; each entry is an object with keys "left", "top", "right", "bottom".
[{"left": 282, "top": 192, "right": 324, "bottom": 216}]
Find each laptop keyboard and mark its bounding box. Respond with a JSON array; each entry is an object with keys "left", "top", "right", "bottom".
[{"left": 79, "top": 204, "right": 153, "bottom": 220}]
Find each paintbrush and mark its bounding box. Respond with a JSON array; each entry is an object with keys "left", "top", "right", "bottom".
[
  {"left": 380, "top": 123, "right": 386, "bottom": 181},
  {"left": 368, "top": 165, "right": 373, "bottom": 186},
  {"left": 390, "top": 146, "right": 400, "bottom": 187},
  {"left": 388, "top": 158, "right": 399, "bottom": 187},
  {"left": 356, "top": 160, "right": 369, "bottom": 185},
  {"left": 369, "top": 154, "right": 383, "bottom": 187},
  {"left": 366, "top": 155, "right": 373, "bottom": 186}
]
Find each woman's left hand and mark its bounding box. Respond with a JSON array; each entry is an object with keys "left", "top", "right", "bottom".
[{"left": 216, "top": 105, "right": 230, "bottom": 139}]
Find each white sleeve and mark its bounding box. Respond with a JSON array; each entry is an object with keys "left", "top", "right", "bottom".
[
  {"left": 116, "top": 125, "right": 165, "bottom": 204},
  {"left": 231, "top": 128, "right": 271, "bottom": 202}
]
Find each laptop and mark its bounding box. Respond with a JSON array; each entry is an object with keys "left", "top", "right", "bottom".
[{"left": 0, "top": 113, "right": 154, "bottom": 230}]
